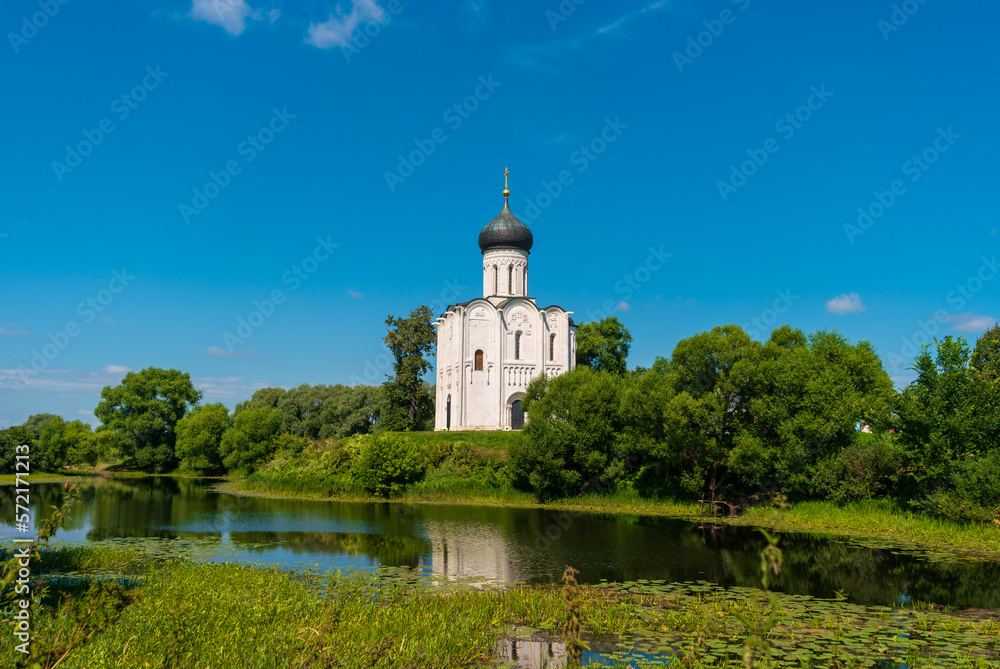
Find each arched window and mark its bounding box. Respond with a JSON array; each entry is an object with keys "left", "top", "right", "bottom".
[
  {"left": 514, "top": 332, "right": 521, "bottom": 360},
  {"left": 508, "top": 265, "right": 513, "bottom": 294},
  {"left": 549, "top": 333, "right": 555, "bottom": 361},
  {"left": 474, "top": 349, "right": 483, "bottom": 371},
  {"left": 524, "top": 268, "right": 528, "bottom": 293},
  {"left": 493, "top": 266, "right": 498, "bottom": 294}
]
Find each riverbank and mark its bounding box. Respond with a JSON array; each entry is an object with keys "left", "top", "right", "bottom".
[
  {"left": 221, "top": 477, "right": 1000, "bottom": 561},
  {"left": 4, "top": 546, "right": 998, "bottom": 668}
]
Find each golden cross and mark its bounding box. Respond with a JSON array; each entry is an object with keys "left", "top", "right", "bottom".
[{"left": 504, "top": 167, "right": 509, "bottom": 190}]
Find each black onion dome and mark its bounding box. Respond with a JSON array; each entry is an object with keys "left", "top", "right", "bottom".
[{"left": 478, "top": 199, "right": 533, "bottom": 253}]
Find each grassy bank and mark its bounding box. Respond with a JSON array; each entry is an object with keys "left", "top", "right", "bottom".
[
  {"left": 226, "top": 431, "right": 1000, "bottom": 561},
  {"left": 3, "top": 546, "right": 998, "bottom": 668}
]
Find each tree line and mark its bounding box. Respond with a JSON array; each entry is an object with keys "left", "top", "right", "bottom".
[
  {"left": 513, "top": 320, "right": 1000, "bottom": 523},
  {"left": 3, "top": 309, "right": 998, "bottom": 523},
  {"left": 0, "top": 308, "right": 437, "bottom": 476}
]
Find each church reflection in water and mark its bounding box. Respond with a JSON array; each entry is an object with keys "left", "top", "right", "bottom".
[
  {"left": 3, "top": 478, "right": 999, "bottom": 610},
  {"left": 423, "top": 519, "right": 525, "bottom": 584}
]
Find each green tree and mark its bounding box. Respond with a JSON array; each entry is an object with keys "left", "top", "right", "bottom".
[
  {"left": 219, "top": 406, "right": 283, "bottom": 474},
  {"left": 662, "top": 325, "right": 763, "bottom": 501},
  {"left": 513, "top": 367, "right": 630, "bottom": 501},
  {"left": 896, "top": 335, "right": 1000, "bottom": 503},
  {"left": 576, "top": 317, "right": 633, "bottom": 374},
  {"left": 0, "top": 426, "right": 32, "bottom": 474},
  {"left": 175, "top": 404, "right": 230, "bottom": 474},
  {"left": 353, "top": 432, "right": 428, "bottom": 497},
  {"left": 236, "top": 384, "right": 381, "bottom": 439},
  {"left": 383, "top": 305, "right": 436, "bottom": 427},
  {"left": 35, "top": 418, "right": 96, "bottom": 471},
  {"left": 63, "top": 420, "right": 100, "bottom": 466},
  {"left": 970, "top": 323, "right": 1000, "bottom": 382},
  {"left": 751, "top": 329, "right": 895, "bottom": 496},
  {"left": 94, "top": 367, "right": 202, "bottom": 472},
  {"left": 22, "top": 413, "right": 60, "bottom": 440}
]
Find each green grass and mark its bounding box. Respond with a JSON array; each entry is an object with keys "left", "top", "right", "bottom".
[
  {"left": 391, "top": 429, "right": 521, "bottom": 452},
  {"left": 740, "top": 499, "right": 1000, "bottom": 557},
  {"left": 4, "top": 546, "right": 998, "bottom": 668},
  {"left": 0, "top": 468, "right": 100, "bottom": 485}
]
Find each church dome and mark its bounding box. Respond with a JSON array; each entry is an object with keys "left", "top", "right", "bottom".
[{"left": 478, "top": 199, "right": 533, "bottom": 253}]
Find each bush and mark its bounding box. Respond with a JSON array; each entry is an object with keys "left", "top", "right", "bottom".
[
  {"left": 352, "top": 433, "right": 427, "bottom": 497},
  {"left": 812, "top": 433, "right": 902, "bottom": 503},
  {"left": 918, "top": 451, "right": 1000, "bottom": 523}
]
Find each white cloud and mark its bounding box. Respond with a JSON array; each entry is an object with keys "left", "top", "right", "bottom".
[
  {"left": 597, "top": 0, "right": 671, "bottom": 35},
  {"left": 0, "top": 367, "right": 132, "bottom": 393},
  {"left": 616, "top": 300, "right": 631, "bottom": 312},
  {"left": 202, "top": 346, "right": 258, "bottom": 358},
  {"left": 188, "top": 0, "right": 276, "bottom": 37},
  {"left": 193, "top": 376, "right": 271, "bottom": 399},
  {"left": 346, "top": 289, "right": 363, "bottom": 299},
  {"left": 826, "top": 293, "right": 866, "bottom": 315},
  {"left": 0, "top": 322, "right": 29, "bottom": 336},
  {"left": 76, "top": 409, "right": 92, "bottom": 416},
  {"left": 305, "top": 0, "right": 387, "bottom": 49},
  {"left": 948, "top": 313, "right": 997, "bottom": 334},
  {"left": 101, "top": 364, "right": 132, "bottom": 375}
]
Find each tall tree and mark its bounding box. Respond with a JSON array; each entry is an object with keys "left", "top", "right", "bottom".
[
  {"left": 576, "top": 317, "right": 633, "bottom": 374},
  {"left": 970, "top": 323, "right": 1000, "bottom": 382},
  {"left": 383, "top": 305, "right": 436, "bottom": 426},
  {"left": 218, "top": 406, "right": 283, "bottom": 474},
  {"left": 94, "top": 367, "right": 202, "bottom": 472},
  {"left": 175, "top": 403, "right": 230, "bottom": 474}
]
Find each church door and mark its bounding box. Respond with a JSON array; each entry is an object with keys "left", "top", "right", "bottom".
[{"left": 510, "top": 400, "right": 524, "bottom": 430}]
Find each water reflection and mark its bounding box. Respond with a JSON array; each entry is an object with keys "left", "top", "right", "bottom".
[{"left": 1, "top": 478, "right": 998, "bottom": 609}]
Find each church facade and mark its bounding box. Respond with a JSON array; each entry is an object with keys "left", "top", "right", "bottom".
[{"left": 434, "top": 177, "right": 577, "bottom": 431}]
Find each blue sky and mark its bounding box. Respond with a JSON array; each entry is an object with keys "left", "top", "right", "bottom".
[{"left": 2, "top": 0, "right": 998, "bottom": 427}]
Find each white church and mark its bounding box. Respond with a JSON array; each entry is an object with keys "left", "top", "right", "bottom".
[{"left": 434, "top": 173, "right": 577, "bottom": 431}]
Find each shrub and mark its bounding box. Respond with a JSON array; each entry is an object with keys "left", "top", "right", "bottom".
[
  {"left": 352, "top": 433, "right": 427, "bottom": 497},
  {"left": 918, "top": 451, "right": 1000, "bottom": 523},
  {"left": 812, "top": 433, "right": 902, "bottom": 503}
]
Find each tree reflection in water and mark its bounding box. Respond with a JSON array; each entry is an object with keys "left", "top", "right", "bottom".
[{"left": 1, "top": 479, "right": 997, "bottom": 609}]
